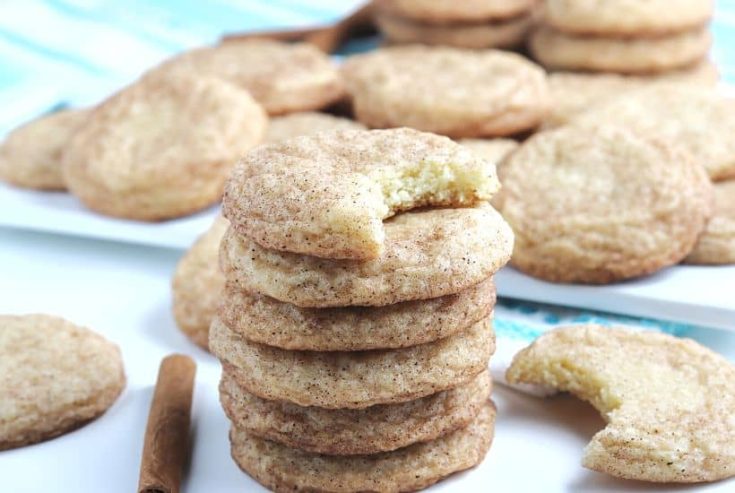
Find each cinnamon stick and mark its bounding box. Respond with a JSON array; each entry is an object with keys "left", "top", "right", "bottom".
[{"left": 137, "top": 355, "right": 196, "bottom": 493}]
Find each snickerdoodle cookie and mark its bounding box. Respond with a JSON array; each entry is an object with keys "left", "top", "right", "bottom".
[
  {"left": 545, "top": 0, "right": 713, "bottom": 36},
  {"left": 342, "top": 46, "right": 549, "bottom": 138},
  {"left": 501, "top": 124, "right": 712, "bottom": 284},
  {"left": 220, "top": 369, "right": 491, "bottom": 455},
  {"left": 375, "top": 0, "right": 535, "bottom": 22},
  {"left": 685, "top": 180, "right": 735, "bottom": 265},
  {"left": 172, "top": 216, "right": 229, "bottom": 349},
  {"left": 63, "top": 72, "right": 267, "bottom": 220},
  {"left": 0, "top": 109, "right": 86, "bottom": 190},
  {"left": 574, "top": 85, "right": 735, "bottom": 181},
  {"left": 229, "top": 402, "right": 496, "bottom": 493},
  {"left": 152, "top": 40, "right": 344, "bottom": 115},
  {"left": 224, "top": 128, "right": 501, "bottom": 260},
  {"left": 507, "top": 325, "right": 735, "bottom": 483},
  {"left": 530, "top": 26, "right": 711, "bottom": 74},
  {"left": 219, "top": 277, "right": 495, "bottom": 351},
  {"left": 375, "top": 11, "right": 534, "bottom": 49},
  {"left": 220, "top": 205, "right": 513, "bottom": 307},
  {"left": 545, "top": 62, "right": 719, "bottom": 127},
  {"left": 265, "top": 112, "right": 365, "bottom": 143},
  {"left": 0, "top": 314, "right": 125, "bottom": 450},
  {"left": 210, "top": 316, "right": 494, "bottom": 409}
]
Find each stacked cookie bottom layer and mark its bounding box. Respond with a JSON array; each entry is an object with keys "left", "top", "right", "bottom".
[{"left": 211, "top": 209, "right": 509, "bottom": 492}]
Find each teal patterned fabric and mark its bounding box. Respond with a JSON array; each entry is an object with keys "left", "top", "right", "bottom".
[{"left": 0, "top": 0, "right": 729, "bottom": 351}]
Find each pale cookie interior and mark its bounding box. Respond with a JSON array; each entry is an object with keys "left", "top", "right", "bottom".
[{"left": 507, "top": 325, "right": 735, "bottom": 483}]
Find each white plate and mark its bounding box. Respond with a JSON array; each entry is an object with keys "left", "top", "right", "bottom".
[
  {"left": 0, "top": 183, "right": 219, "bottom": 249},
  {"left": 495, "top": 266, "right": 735, "bottom": 332},
  {"left": 1, "top": 230, "right": 733, "bottom": 493}
]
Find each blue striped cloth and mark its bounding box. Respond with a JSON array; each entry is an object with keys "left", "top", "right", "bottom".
[{"left": 0, "top": 0, "right": 731, "bottom": 358}]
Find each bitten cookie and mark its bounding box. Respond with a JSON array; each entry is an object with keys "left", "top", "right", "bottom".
[
  {"left": 63, "top": 72, "right": 267, "bottom": 220},
  {"left": 229, "top": 402, "right": 496, "bottom": 493},
  {"left": 220, "top": 369, "right": 491, "bottom": 455},
  {"left": 220, "top": 205, "right": 513, "bottom": 307},
  {"left": 545, "top": 0, "right": 714, "bottom": 36},
  {"left": 507, "top": 325, "right": 735, "bottom": 483},
  {"left": 460, "top": 138, "right": 519, "bottom": 209},
  {"left": 172, "top": 216, "right": 229, "bottom": 349},
  {"left": 219, "top": 278, "right": 495, "bottom": 351},
  {"left": 265, "top": 112, "right": 365, "bottom": 143},
  {"left": 342, "top": 46, "right": 549, "bottom": 138},
  {"left": 573, "top": 85, "right": 735, "bottom": 181},
  {"left": 210, "top": 316, "right": 495, "bottom": 409},
  {"left": 152, "top": 40, "right": 345, "bottom": 115},
  {"left": 530, "top": 26, "right": 711, "bottom": 74},
  {"left": 0, "top": 314, "right": 125, "bottom": 450},
  {"left": 685, "top": 180, "right": 735, "bottom": 265},
  {"left": 500, "top": 124, "right": 713, "bottom": 284},
  {"left": 224, "top": 128, "right": 501, "bottom": 260},
  {"left": 0, "top": 109, "right": 86, "bottom": 190}
]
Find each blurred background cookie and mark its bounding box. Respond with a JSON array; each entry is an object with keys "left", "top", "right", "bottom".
[
  {"left": 0, "top": 314, "right": 125, "bottom": 450},
  {"left": 0, "top": 109, "right": 86, "bottom": 191},
  {"left": 500, "top": 124, "right": 713, "bottom": 284},
  {"left": 171, "top": 216, "right": 229, "bottom": 350},
  {"left": 153, "top": 40, "right": 345, "bottom": 115},
  {"left": 63, "top": 72, "right": 267, "bottom": 220},
  {"left": 342, "top": 46, "right": 549, "bottom": 138},
  {"left": 264, "top": 112, "right": 365, "bottom": 143},
  {"left": 685, "top": 180, "right": 735, "bottom": 265}
]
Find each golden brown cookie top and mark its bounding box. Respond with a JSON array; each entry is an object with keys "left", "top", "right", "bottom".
[
  {"left": 574, "top": 85, "right": 735, "bottom": 181},
  {"left": 501, "top": 124, "right": 713, "bottom": 283},
  {"left": 546, "top": 0, "right": 714, "bottom": 36},
  {"left": 0, "top": 314, "right": 125, "bottom": 450},
  {"left": 152, "top": 40, "right": 345, "bottom": 115},
  {"left": 224, "top": 128, "right": 501, "bottom": 260},
  {"left": 507, "top": 325, "right": 735, "bottom": 483},
  {"left": 343, "top": 46, "right": 549, "bottom": 138}
]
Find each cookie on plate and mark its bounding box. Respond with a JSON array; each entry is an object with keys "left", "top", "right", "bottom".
[
  {"left": 210, "top": 316, "right": 495, "bottom": 409},
  {"left": 530, "top": 26, "right": 711, "bottom": 74},
  {"left": 375, "top": 10, "right": 534, "bottom": 49},
  {"left": 545, "top": 0, "right": 713, "bottom": 36},
  {"left": 219, "top": 277, "right": 495, "bottom": 351},
  {"left": 224, "top": 128, "right": 502, "bottom": 260},
  {"left": 342, "top": 46, "right": 549, "bottom": 138},
  {"left": 265, "top": 112, "right": 365, "bottom": 144},
  {"left": 220, "top": 369, "right": 491, "bottom": 455},
  {"left": 63, "top": 72, "right": 267, "bottom": 220},
  {"left": 220, "top": 205, "right": 513, "bottom": 307},
  {"left": 0, "top": 314, "right": 125, "bottom": 450},
  {"left": 172, "top": 216, "right": 229, "bottom": 349},
  {"left": 500, "top": 124, "right": 712, "bottom": 284},
  {"left": 685, "top": 180, "right": 735, "bottom": 265},
  {"left": 375, "top": 0, "right": 535, "bottom": 23},
  {"left": 573, "top": 85, "right": 735, "bottom": 181},
  {"left": 0, "top": 109, "right": 86, "bottom": 190},
  {"left": 152, "top": 40, "right": 345, "bottom": 115},
  {"left": 507, "top": 325, "right": 735, "bottom": 483},
  {"left": 229, "top": 402, "right": 496, "bottom": 493},
  {"left": 545, "top": 62, "right": 719, "bottom": 127}
]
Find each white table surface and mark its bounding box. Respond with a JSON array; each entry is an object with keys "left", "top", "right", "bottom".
[{"left": 1, "top": 227, "right": 734, "bottom": 493}]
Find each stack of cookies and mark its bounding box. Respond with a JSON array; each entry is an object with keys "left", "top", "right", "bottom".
[
  {"left": 210, "top": 128, "right": 514, "bottom": 492},
  {"left": 373, "top": 0, "right": 539, "bottom": 49},
  {"left": 530, "top": 0, "right": 714, "bottom": 75}
]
